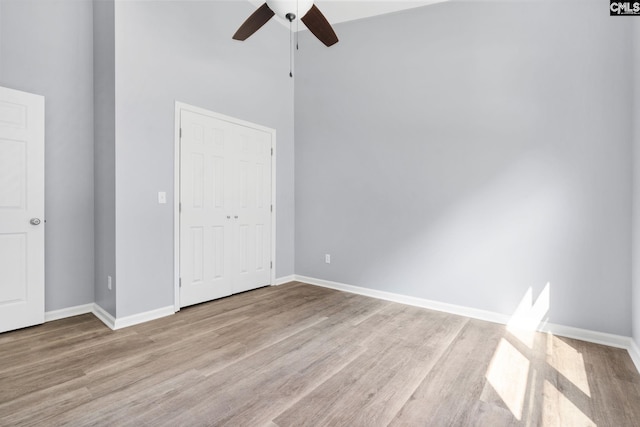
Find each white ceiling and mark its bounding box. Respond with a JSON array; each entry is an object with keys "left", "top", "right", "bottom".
[{"left": 247, "top": 0, "right": 447, "bottom": 28}]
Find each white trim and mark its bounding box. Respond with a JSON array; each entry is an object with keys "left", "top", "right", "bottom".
[
  {"left": 173, "top": 102, "right": 181, "bottom": 313},
  {"left": 295, "top": 275, "right": 510, "bottom": 325},
  {"left": 295, "top": 275, "right": 640, "bottom": 373},
  {"left": 630, "top": 339, "right": 640, "bottom": 374},
  {"left": 112, "top": 305, "right": 175, "bottom": 330},
  {"left": 44, "top": 304, "right": 94, "bottom": 322},
  {"left": 92, "top": 303, "right": 174, "bottom": 330},
  {"left": 173, "top": 101, "right": 277, "bottom": 309},
  {"left": 274, "top": 275, "right": 295, "bottom": 286},
  {"left": 175, "top": 103, "right": 276, "bottom": 134},
  {"left": 537, "top": 322, "right": 631, "bottom": 349},
  {"left": 92, "top": 303, "right": 116, "bottom": 330},
  {"left": 40, "top": 277, "right": 640, "bottom": 374},
  {"left": 46, "top": 303, "right": 176, "bottom": 331},
  {"left": 270, "top": 131, "right": 277, "bottom": 288}
]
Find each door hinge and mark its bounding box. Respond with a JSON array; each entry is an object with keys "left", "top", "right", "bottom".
[
  {"left": 270, "top": 204, "right": 273, "bottom": 212},
  {"left": 270, "top": 261, "right": 273, "bottom": 269},
  {"left": 271, "top": 147, "right": 273, "bottom": 156},
  {"left": 179, "top": 202, "right": 182, "bottom": 213},
  {"left": 179, "top": 277, "right": 182, "bottom": 287},
  {"left": 179, "top": 128, "right": 182, "bottom": 139}
]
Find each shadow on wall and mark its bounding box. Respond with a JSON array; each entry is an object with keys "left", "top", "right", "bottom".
[{"left": 360, "top": 151, "right": 575, "bottom": 313}]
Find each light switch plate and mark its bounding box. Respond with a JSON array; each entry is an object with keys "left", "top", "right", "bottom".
[{"left": 158, "top": 191, "right": 167, "bottom": 204}]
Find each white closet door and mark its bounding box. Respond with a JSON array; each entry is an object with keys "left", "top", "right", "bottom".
[
  {"left": 0, "top": 86, "right": 45, "bottom": 333},
  {"left": 232, "top": 126, "right": 272, "bottom": 294},
  {"left": 179, "top": 108, "right": 273, "bottom": 308},
  {"left": 180, "top": 111, "right": 234, "bottom": 306}
]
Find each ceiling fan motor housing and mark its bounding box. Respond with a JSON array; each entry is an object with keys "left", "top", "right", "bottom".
[{"left": 266, "top": 0, "right": 313, "bottom": 22}]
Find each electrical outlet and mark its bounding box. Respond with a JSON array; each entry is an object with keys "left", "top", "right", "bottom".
[
  {"left": 325, "top": 254, "right": 331, "bottom": 264},
  {"left": 107, "top": 275, "right": 112, "bottom": 290},
  {"left": 158, "top": 191, "right": 167, "bottom": 204}
]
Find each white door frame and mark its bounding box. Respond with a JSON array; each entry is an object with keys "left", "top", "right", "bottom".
[{"left": 173, "top": 102, "right": 276, "bottom": 312}]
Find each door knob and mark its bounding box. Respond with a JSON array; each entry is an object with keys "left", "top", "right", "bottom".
[{"left": 30, "top": 218, "right": 41, "bottom": 225}]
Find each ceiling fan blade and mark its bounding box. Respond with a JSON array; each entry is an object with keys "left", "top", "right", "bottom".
[
  {"left": 301, "top": 4, "right": 339, "bottom": 47},
  {"left": 233, "top": 3, "right": 275, "bottom": 41}
]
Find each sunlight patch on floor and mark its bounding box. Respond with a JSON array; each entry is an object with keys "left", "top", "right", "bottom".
[
  {"left": 486, "top": 338, "right": 530, "bottom": 420},
  {"left": 546, "top": 334, "right": 591, "bottom": 397},
  {"left": 487, "top": 281, "right": 596, "bottom": 424},
  {"left": 543, "top": 380, "right": 596, "bottom": 426}
]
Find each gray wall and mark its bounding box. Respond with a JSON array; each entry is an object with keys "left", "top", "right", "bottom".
[
  {"left": 94, "top": 0, "right": 116, "bottom": 316},
  {"left": 1, "top": 0, "right": 636, "bottom": 338},
  {"left": 295, "top": 0, "right": 633, "bottom": 335},
  {"left": 633, "top": 20, "right": 640, "bottom": 347},
  {"left": 0, "top": 0, "right": 95, "bottom": 311},
  {"left": 113, "top": 1, "right": 295, "bottom": 317}
]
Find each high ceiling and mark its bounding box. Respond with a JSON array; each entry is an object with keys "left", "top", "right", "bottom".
[{"left": 247, "top": 0, "right": 446, "bottom": 28}]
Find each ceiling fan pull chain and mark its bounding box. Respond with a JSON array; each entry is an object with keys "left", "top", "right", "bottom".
[
  {"left": 285, "top": 12, "right": 297, "bottom": 77},
  {"left": 289, "top": 18, "right": 293, "bottom": 77}
]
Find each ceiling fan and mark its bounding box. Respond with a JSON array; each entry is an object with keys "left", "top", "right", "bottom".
[{"left": 233, "top": 0, "right": 339, "bottom": 47}]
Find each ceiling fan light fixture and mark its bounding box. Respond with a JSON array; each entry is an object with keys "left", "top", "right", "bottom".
[{"left": 266, "top": 0, "right": 313, "bottom": 22}]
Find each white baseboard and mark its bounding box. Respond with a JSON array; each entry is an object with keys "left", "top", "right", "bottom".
[
  {"left": 41, "top": 275, "right": 640, "bottom": 375},
  {"left": 630, "top": 338, "right": 640, "bottom": 374},
  {"left": 296, "top": 275, "right": 511, "bottom": 325},
  {"left": 52, "top": 303, "right": 175, "bottom": 331},
  {"left": 274, "top": 275, "right": 296, "bottom": 286},
  {"left": 295, "top": 275, "right": 640, "bottom": 373},
  {"left": 538, "top": 322, "right": 631, "bottom": 349},
  {"left": 45, "top": 303, "right": 94, "bottom": 322},
  {"left": 92, "top": 303, "right": 116, "bottom": 330},
  {"left": 112, "top": 306, "right": 175, "bottom": 330}
]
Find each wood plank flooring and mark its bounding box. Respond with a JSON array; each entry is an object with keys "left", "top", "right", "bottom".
[{"left": 1, "top": 282, "right": 639, "bottom": 426}]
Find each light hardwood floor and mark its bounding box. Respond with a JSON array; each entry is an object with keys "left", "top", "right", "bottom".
[{"left": 1, "top": 282, "right": 639, "bottom": 426}]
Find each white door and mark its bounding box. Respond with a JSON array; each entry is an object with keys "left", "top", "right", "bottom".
[
  {"left": 233, "top": 125, "right": 273, "bottom": 294},
  {"left": 179, "top": 108, "right": 273, "bottom": 308},
  {"left": 0, "top": 86, "right": 45, "bottom": 333}
]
